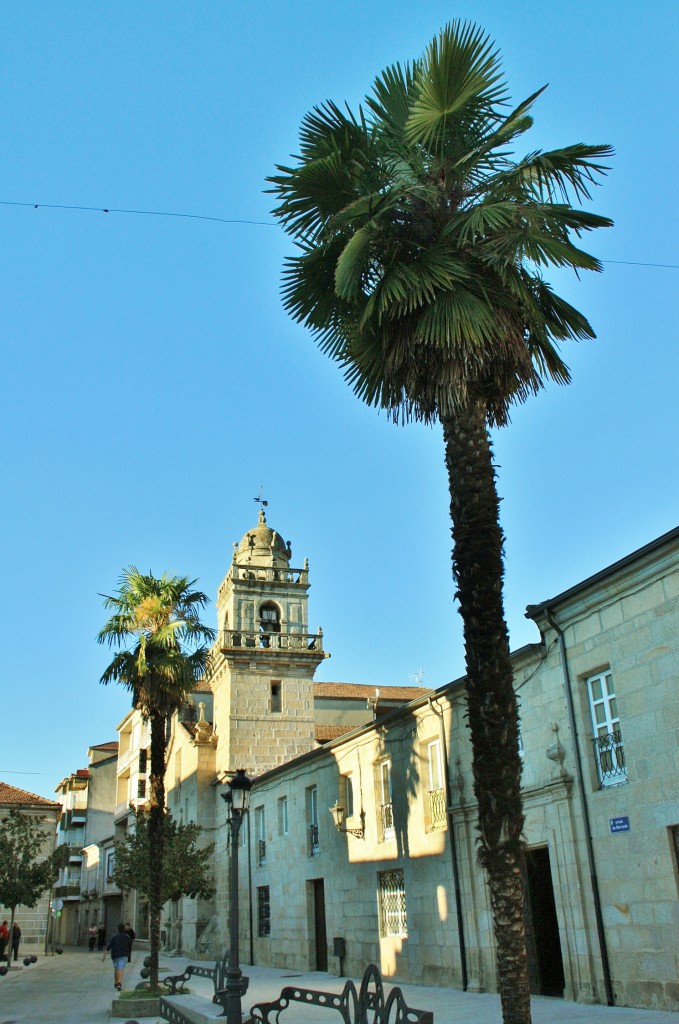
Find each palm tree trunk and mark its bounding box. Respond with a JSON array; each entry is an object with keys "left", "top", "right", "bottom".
[
  {"left": 148, "top": 711, "right": 166, "bottom": 991},
  {"left": 442, "top": 404, "right": 531, "bottom": 1024}
]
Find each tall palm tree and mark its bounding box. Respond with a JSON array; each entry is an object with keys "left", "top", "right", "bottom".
[
  {"left": 98, "top": 568, "right": 215, "bottom": 990},
  {"left": 268, "top": 22, "right": 611, "bottom": 1024}
]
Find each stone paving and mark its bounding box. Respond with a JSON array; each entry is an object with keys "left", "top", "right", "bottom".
[{"left": 0, "top": 948, "right": 677, "bottom": 1024}]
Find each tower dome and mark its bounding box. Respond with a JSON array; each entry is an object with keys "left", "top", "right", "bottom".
[{"left": 234, "top": 509, "right": 291, "bottom": 569}]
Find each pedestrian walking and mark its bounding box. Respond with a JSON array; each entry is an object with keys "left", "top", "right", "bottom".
[
  {"left": 88, "top": 923, "right": 97, "bottom": 951},
  {"left": 103, "top": 923, "right": 131, "bottom": 991},
  {"left": 125, "top": 921, "right": 136, "bottom": 962},
  {"left": 96, "top": 925, "right": 105, "bottom": 951},
  {"left": 11, "top": 922, "right": 21, "bottom": 962},
  {"left": 0, "top": 920, "right": 8, "bottom": 961}
]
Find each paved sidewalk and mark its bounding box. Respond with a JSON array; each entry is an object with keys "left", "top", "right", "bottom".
[{"left": 0, "top": 948, "right": 677, "bottom": 1024}]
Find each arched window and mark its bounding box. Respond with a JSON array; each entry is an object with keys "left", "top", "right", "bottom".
[{"left": 259, "top": 602, "right": 281, "bottom": 647}]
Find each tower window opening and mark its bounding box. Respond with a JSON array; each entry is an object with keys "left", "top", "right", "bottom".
[
  {"left": 271, "top": 681, "right": 282, "bottom": 713},
  {"left": 259, "top": 602, "right": 281, "bottom": 647}
]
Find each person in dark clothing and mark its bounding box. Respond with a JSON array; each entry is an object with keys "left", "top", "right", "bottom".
[
  {"left": 0, "top": 920, "right": 8, "bottom": 961},
  {"left": 103, "top": 923, "right": 131, "bottom": 990},
  {"left": 96, "top": 925, "right": 106, "bottom": 951},
  {"left": 11, "top": 923, "right": 21, "bottom": 962},
  {"left": 125, "top": 921, "right": 136, "bottom": 962}
]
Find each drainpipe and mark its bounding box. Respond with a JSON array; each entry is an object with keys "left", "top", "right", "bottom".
[
  {"left": 428, "top": 696, "right": 468, "bottom": 991},
  {"left": 545, "top": 609, "right": 614, "bottom": 1006}
]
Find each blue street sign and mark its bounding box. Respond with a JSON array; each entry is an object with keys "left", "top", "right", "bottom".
[{"left": 610, "top": 816, "right": 630, "bottom": 833}]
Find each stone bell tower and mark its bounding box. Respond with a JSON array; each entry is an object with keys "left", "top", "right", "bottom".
[{"left": 210, "top": 509, "right": 328, "bottom": 774}]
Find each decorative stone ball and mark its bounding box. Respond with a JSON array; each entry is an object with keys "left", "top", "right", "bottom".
[
  {"left": 0, "top": 965, "right": 8, "bottom": 976},
  {"left": 30, "top": 955, "right": 37, "bottom": 963},
  {"left": 23, "top": 957, "right": 31, "bottom": 966},
  {"left": 55, "top": 947, "right": 63, "bottom": 954},
  {"left": 143, "top": 956, "right": 152, "bottom": 967},
  {"left": 140, "top": 966, "right": 150, "bottom": 979}
]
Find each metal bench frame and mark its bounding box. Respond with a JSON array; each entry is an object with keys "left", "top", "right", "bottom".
[{"left": 250, "top": 963, "right": 433, "bottom": 1024}]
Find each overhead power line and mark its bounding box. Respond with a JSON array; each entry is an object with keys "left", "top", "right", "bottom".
[{"left": 1, "top": 199, "right": 677, "bottom": 269}]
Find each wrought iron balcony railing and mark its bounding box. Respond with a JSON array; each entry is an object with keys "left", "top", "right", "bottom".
[
  {"left": 309, "top": 823, "right": 320, "bottom": 856},
  {"left": 428, "top": 788, "right": 447, "bottom": 829},
  {"left": 257, "top": 839, "right": 267, "bottom": 866},
  {"left": 592, "top": 731, "right": 627, "bottom": 787},
  {"left": 380, "top": 802, "right": 395, "bottom": 841}
]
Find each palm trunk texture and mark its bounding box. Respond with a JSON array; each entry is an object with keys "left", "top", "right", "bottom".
[
  {"left": 148, "top": 711, "right": 166, "bottom": 992},
  {"left": 442, "top": 404, "right": 531, "bottom": 1024}
]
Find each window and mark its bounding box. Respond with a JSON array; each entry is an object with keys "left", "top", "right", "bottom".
[
  {"left": 378, "top": 760, "right": 394, "bottom": 841},
  {"left": 257, "top": 886, "right": 271, "bottom": 936},
  {"left": 426, "top": 740, "right": 446, "bottom": 829},
  {"left": 105, "top": 849, "right": 115, "bottom": 882},
  {"left": 341, "top": 773, "right": 354, "bottom": 818},
  {"left": 379, "top": 869, "right": 407, "bottom": 937},
  {"left": 270, "top": 681, "right": 282, "bottom": 713},
  {"left": 259, "top": 602, "right": 281, "bottom": 647},
  {"left": 137, "top": 779, "right": 147, "bottom": 799},
  {"left": 255, "top": 806, "right": 266, "bottom": 865},
  {"left": 138, "top": 748, "right": 148, "bottom": 773},
  {"left": 671, "top": 827, "right": 679, "bottom": 886},
  {"left": 587, "top": 670, "right": 627, "bottom": 787},
  {"left": 307, "top": 786, "right": 319, "bottom": 856},
  {"left": 278, "top": 796, "right": 289, "bottom": 836}
]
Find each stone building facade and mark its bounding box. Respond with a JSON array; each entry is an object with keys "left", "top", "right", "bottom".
[
  {"left": 0, "top": 782, "right": 60, "bottom": 953},
  {"left": 102, "top": 511, "right": 678, "bottom": 1012},
  {"left": 54, "top": 741, "right": 118, "bottom": 945},
  {"left": 231, "top": 525, "right": 679, "bottom": 1012}
]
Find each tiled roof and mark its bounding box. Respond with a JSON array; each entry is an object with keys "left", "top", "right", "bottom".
[
  {"left": 315, "top": 724, "right": 355, "bottom": 742},
  {"left": 314, "top": 682, "right": 429, "bottom": 702},
  {"left": 90, "top": 741, "right": 119, "bottom": 751},
  {"left": 0, "top": 782, "right": 61, "bottom": 808},
  {"left": 193, "top": 678, "right": 213, "bottom": 693}
]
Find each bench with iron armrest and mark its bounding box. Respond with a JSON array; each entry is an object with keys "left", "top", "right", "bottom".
[
  {"left": 250, "top": 963, "right": 433, "bottom": 1024},
  {"left": 163, "top": 953, "right": 238, "bottom": 1015}
]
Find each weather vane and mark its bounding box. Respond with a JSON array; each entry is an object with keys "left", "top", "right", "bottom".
[{"left": 254, "top": 486, "right": 268, "bottom": 511}]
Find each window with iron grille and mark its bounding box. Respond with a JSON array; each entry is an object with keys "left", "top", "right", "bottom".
[
  {"left": 307, "top": 786, "right": 319, "bottom": 856},
  {"left": 378, "top": 760, "right": 395, "bottom": 841},
  {"left": 139, "top": 748, "right": 148, "bottom": 773},
  {"left": 257, "top": 886, "right": 270, "bottom": 937},
  {"left": 137, "top": 779, "right": 146, "bottom": 799},
  {"left": 587, "top": 670, "right": 627, "bottom": 787},
  {"left": 379, "top": 869, "right": 407, "bottom": 937},
  {"left": 427, "top": 740, "right": 446, "bottom": 829}
]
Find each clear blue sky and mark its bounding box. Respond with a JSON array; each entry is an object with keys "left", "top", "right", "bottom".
[{"left": 1, "top": 2, "right": 677, "bottom": 801}]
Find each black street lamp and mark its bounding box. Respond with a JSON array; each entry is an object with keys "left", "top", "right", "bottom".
[{"left": 221, "top": 768, "right": 253, "bottom": 1024}]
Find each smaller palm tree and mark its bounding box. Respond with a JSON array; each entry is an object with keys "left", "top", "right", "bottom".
[{"left": 98, "top": 568, "right": 215, "bottom": 990}]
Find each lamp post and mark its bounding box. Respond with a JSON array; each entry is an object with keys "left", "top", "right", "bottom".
[{"left": 221, "top": 768, "right": 252, "bottom": 1024}]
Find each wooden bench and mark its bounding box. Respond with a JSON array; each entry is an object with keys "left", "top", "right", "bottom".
[{"left": 250, "top": 963, "right": 433, "bottom": 1024}]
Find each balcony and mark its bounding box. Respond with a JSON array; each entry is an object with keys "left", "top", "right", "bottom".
[
  {"left": 219, "top": 629, "right": 323, "bottom": 654},
  {"left": 257, "top": 839, "right": 266, "bottom": 866},
  {"left": 380, "top": 803, "right": 395, "bottom": 841},
  {"left": 593, "top": 731, "right": 627, "bottom": 788},
  {"left": 428, "top": 788, "right": 447, "bottom": 829},
  {"left": 54, "top": 883, "right": 81, "bottom": 901},
  {"left": 231, "top": 565, "right": 309, "bottom": 586},
  {"left": 308, "top": 824, "right": 320, "bottom": 857}
]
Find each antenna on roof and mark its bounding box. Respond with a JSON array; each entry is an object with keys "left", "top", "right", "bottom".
[
  {"left": 253, "top": 486, "right": 268, "bottom": 511},
  {"left": 410, "top": 668, "right": 426, "bottom": 687}
]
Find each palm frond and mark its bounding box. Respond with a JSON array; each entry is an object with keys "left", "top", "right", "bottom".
[{"left": 405, "top": 21, "right": 508, "bottom": 151}]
